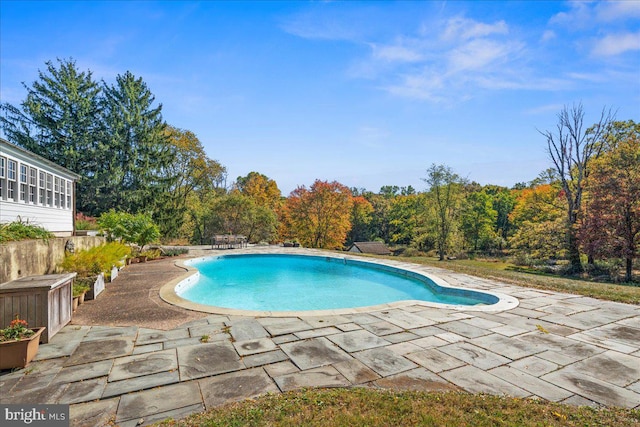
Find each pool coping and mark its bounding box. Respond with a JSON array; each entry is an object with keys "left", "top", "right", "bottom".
[{"left": 159, "top": 247, "right": 519, "bottom": 317}]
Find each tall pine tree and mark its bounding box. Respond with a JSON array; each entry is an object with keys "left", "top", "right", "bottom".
[
  {"left": 0, "top": 58, "right": 102, "bottom": 212},
  {"left": 96, "top": 71, "right": 175, "bottom": 216}
]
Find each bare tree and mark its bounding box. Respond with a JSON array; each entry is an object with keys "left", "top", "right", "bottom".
[{"left": 540, "top": 103, "right": 614, "bottom": 273}]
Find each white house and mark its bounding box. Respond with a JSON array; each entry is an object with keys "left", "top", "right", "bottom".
[{"left": 0, "top": 138, "right": 80, "bottom": 236}]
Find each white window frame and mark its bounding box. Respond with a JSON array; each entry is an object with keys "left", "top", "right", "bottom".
[
  {"left": 39, "top": 171, "right": 46, "bottom": 205},
  {"left": 19, "top": 164, "right": 28, "bottom": 202},
  {"left": 46, "top": 173, "right": 53, "bottom": 206},
  {"left": 29, "top": 167, "right": 37, "bottom": 204},
  {"left": 66, "top": 181, "right": 71, "bottom": 209},
  {"left": 7, "top": 159, "right": 17, "bottom": 201}
]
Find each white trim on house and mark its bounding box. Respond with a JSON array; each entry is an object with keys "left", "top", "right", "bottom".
[{"left": 0, "top": 138, "right": 80, "bottom": 236}]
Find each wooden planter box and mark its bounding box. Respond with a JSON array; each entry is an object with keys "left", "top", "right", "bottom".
[
  {"left": 0, "top": 273, "right": 75, "bottom": 344},
  {"left": 0, "top": 327, "right": 45, "bottom": 370}
]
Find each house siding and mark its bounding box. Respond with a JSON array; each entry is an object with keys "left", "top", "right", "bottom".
[{"left": 0, "top": 139, "right": 79, "bottom": 236}]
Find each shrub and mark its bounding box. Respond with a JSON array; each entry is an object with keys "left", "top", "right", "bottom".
[
  {"left": 401, "top": 247, "right": 423, "bottom": 258},
  {"left": 75, "top": 212, "right": 99, "bottom": 231},
  {"left": 0, "top": 218, "right": 53, "bottom": 243},
  {"left": 97, "top": 210, "right": 160, "bottom": 248},
  {"left": 61, "top": 242, "right": 131, "bottom": 278}
]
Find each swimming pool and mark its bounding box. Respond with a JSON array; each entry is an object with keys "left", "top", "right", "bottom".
[{"left": 163, "top": 252, "right": 518, "bottom": 315}]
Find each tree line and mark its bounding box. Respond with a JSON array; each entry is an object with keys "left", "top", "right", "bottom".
[{"left": 1, "top": 59, "right": 638, "bottom": 282}]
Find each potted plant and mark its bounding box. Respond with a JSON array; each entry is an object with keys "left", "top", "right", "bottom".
[
  {"left": 0, "top": 315, "right": 46, "bottom": 370},
  {"left": 73, "top": 283, "right": 91, "bottom": 306}
]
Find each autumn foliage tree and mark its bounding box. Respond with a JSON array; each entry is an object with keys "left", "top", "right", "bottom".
[
  {"left": 579, "top": 121, "right": 640, "bottom": 282},
  {"left": 509, "top": 184, "right": 567, "bottom": 260},
  {"left": 280, "top": 180, "right": 353, "bottom": 249}
]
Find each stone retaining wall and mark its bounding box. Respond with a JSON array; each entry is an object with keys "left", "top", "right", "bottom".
[{"left": 0, "top": 236, "right": 105, "bottom": 284}]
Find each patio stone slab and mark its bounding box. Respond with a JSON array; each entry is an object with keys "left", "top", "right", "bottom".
[
  {"left": 227, "top": 318, "right": 270, "bottom": 341},
  {"left": 64, "top": 338, "right": 134, "bottom": 366},
  {"left": 509, "top": 356, "right": 559, "bottom": 377},
  {"left": 569, "top": 351, "right": 640, "bottom": 387},
  {"left": 200, "top": 367, "right": 279, "bottom": 408},
  {"left": 438, "top": 342, "right": 511, "bottom": 370},
  {"left": 490, "top": 324, "right": 529, "bottom": 337},
  {"left": 578, "top": 323, "right": 640, "bottom": 349},
  {"left": 162, "top": 337, "right": 204, "bottom": 349},
  {"left": 259, "top": 318, "right": 314, "bottom": 336},
  {"left": 489, "top": 366, "right": 573, "bottom": 402},
  {"left": 132, "top": 343, "right": 164, "bottom": 355},
  {"left": 383, "top": 332, "right": 420, "bottom": 343},
  {"left": 243, "top": 349, "right": 289, "bottom": 368},
  {"left": 333, "top": 359, "right": 381, "bottom": 384},
  {"left": 280, "top": 337, "right": 352, "bottom": 370},
  {"left": 3, "top": 381, "right": 68, "bottom": 404},
  {"left": 410, "top": 335, "right": 449, "bottom": 349},
  {"left": 264, "top": 360, "right": 299, "bottom": 377},
  {"left": 33, "top": 338, "right": 83, "bottom": 361},
  {"left": 58, "top": 376, "right": 107, "bottom": 404},
  {"left": 54, "top": 359, "right": 114, "bottom": 384},
  {"left": 405, "top": 348, "right": 466, "bottom": 373},
  {"left": 109, "top": 349, "right": 178, "bottom": 381},
  {"left": 116, "top": 382, "right": 203, "bottom": 426},
  {"left": 136, "top": 328, "right": 190, "bottom": 345},
  {"left": 70, "top": 397, "right": 119, "bottom": 427},
  {"left": 83, "top": 326, "right": 138, "bottom": 341},
  {"left": 518, "top": 333, "right": 604, "bottom": 363},
  {"left": 302, "top": 315, "right": 351, "bottom": 328},
  {"left": 374, "top": 367, "right": 458, "bottom": 392},
  {"left": 441, "top": 365, "right": 531, "bottom": 398},
  {"left": 327, "top": 330, "right": 390, "bottom": 352},
  {"left": 361, "top": 321, "right": 404, "bottom": 336},
  {"left": 372, "top": 309, "right": 435, "bottom": 329},
  {"left": 274, "top": 366, "right": 350, "bottom": 392},
  {"left": 178, "top": 341, "right": 245, "bottom": 381},
  {"left": 353, "top": 347, "right": 418, "bottom": 377},
  {"left": 294, "top": 326, "right": 342, "bottom": 339},
  {"left": 233, "top": 337, "right": 277, "bottom": 356},
  {"left": 103, "top": 370, "right": 180, "bottom": 398},
  {"left": 469, "top": 334, "right": 542, "bottom": 360},
  {"left": 541, "top": 366, "right": 640, "bottom": 408},
  {"left": 437, "top": 320, "right": 493, "bottom": 339}
]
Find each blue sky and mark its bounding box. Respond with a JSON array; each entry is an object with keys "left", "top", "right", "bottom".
[{"left": 1, "top": 1, "right": 639, "bottom": 195}]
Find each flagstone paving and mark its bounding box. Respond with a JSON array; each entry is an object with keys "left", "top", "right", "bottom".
[{"left": 1, "top": 247, "right": 639, "bottom": 427}]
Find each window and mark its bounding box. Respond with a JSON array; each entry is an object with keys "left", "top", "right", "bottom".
[
  {"left": 54, "top": 176, "right": 60, "bottom": 207},
  {"left": 0, "top": 157, "right": 5, "bottom": 178},
  {"left": 19, "top": 164, "right": 27, "bottom": 202},
  {"left": 7, "top": 160, "right": 16, "bottom": 200},
  {"left": 39, "top": 171, "right": 45, "bottom": 204},
  {"left": 46, "top": 173, "right": 53, "bottom": 206},
  {"left": 66, "top": 181, "right": 71, "bottom": 209},
  {"left": 60, "top": 179, "right": 65, "bottom": 208},
  {"left": 29, "top": 168, "right": 37, "bottom": 203}
]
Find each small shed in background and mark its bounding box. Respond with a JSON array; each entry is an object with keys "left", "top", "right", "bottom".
[{"left": 347, "top": 241, "right": 392, "bottom": 256}]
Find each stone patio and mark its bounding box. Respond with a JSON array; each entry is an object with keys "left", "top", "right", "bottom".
[{"left": 1, "top": 247, "right": 638, "bottom": 426}]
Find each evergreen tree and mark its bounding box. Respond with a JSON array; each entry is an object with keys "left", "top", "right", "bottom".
[
  {"left": 96, "top": 71, "right": 174, "bottom": 216},
  {"left": 0, "top": 58, "right": 102, "bottom": 212}
]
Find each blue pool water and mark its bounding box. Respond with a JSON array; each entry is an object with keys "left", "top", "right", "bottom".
[{"left": 178, "top": 254, "right": 498, "bottom": 311}]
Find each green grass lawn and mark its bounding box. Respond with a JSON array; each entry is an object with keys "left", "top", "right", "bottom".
[{"left": 156, "top": 388, "right": 639, "bottom": 427}]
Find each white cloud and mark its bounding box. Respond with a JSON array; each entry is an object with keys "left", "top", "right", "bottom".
[
  {"left": 595, "top": 1, "right": 640, "bottom": 22},
  {"left": 371, "top": 43, "right": 423, "bottom": 63},
  {"left": 442, "top": 16, "right": 509, "bottom": 41},
  {"left": 541, "top": 30, "right": 556, "bottom": 42},
  {"left": 592, "top": 31, "right": 640, "bottom": 56},
  {"left": 447, "top": 39, "right": 519, "bottom": 72}
]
